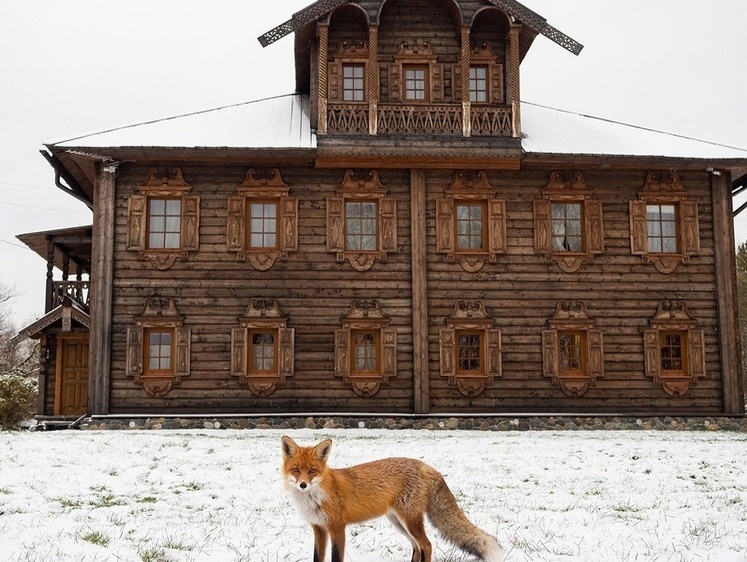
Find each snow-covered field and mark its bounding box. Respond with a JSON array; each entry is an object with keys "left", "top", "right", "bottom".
[{"left": 0, "top": 429, "right": 745, "bottom": 562}]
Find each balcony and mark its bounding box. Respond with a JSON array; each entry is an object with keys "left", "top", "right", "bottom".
[{"left": 52, "top": 280, "right": 90, "bottom": 311}]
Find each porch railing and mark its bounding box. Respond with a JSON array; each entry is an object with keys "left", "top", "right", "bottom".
[{"left": 51, "top": 280, "right": 90, "bottom": 311}]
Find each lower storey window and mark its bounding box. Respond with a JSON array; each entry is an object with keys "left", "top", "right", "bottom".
[
  {"left": 660, "top": 331, "right": 686, "bottom": 373},
  {"left": 250, "top": 330, "right": 277, "bottom": 373},
  {"left": 146, "top": 329, "right": 173, "bottom": 373},
  {"left": 352, "top": 330, "right": 380, "bottom": 374},
  {"left": 457, "top": 331, "right": 483, "bottom": 375},
  {"left": 558, "top": 331, "right": 586, "bottom": 374}
]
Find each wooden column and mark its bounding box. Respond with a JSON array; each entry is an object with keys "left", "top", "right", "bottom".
[
  {"left": 711, "top": 170, "right": 745, "bottom": 414},
  {"left": 317, "top": 24, "right": 329, "bottom": 135},
  {"left": 88, "top": 163, "right": 116, "bottom": 415},
  {"left": 508, "top": 23, "right": 522, "bottom": 137},
  {"left": 460, "top": 26, "right": 471, "bottom": 137},
  {"left": 45, "top": 237, "right": 54, "bottom": 313},
  {"left": 368, "top": 25, "right": 378, "bottom": 135},
  {"left": 410, "top": 169, "right": 430, "bottom": 413}
]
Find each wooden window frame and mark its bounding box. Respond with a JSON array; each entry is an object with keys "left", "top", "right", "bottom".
[
  {"left": 550, "top": 201, "right": 584, "bottom": 253},
  {"left": 143, "top": 327, "right": 175, "bottom": 376},
  {"left": 542, "top": 301, "right": 603, "bottom": 397},
  {"left": 146, "top": 197, "right": 182, "bottom": 250},
  {"left": 455, "top": 201, "right": 488, "bottom": 252},
  {"left": 557, "top": 330, "right": 587, "bottom": 376},
  {"left": 344, "top": 199, "right": 379, "bottom": 252},
  {"left": 436, "top": 171, "right": 506, "bottom": 272},
  {"left": 439, "top": 300, "right": 501, "bottom": 397},
  {"left": 231, "top": 299, "right": 294, "bottom": 397},
  {"left": 248, "top": 329, "right": 279, "bottom": 375},
  {"left": 630, "top": 171, "right": 699, "bottom": 274},
  {"left": 126, "top": 297, "right": 190, "bottom": 398},
  {"left": 247, "top": 200, "right": 280, "bottom": 251},
  {"left": 469, "top": 65, "right": 489, "bottom": 103},
  {"left": 127, "top": 168, "right": 200, "bottom": 270},
  {"left": 327, "top": 170, "right": 397, "bottom": 271},
  {"left": 644, "top": 301, "right": 705, "bottom": 396},
  {"left": 453, "top": 42, "right": 505, "bottom": 105},
  {"left": 350, "top": 329, "right": 382, "bottom": 376},
  {"left": 335, "top": 301, "right": 396, "bottom": 397},
  {"left": 456, "top": 330, "right": 485, "bottom": 377},
  {"left": 534, "top": 171, "right": 604, "bottom": 273},
  {"left": 403, "top": 64, "right": 429, "bottom": 103},
  {"left": 342, "top": 63, "right": 366, "bottom": 102},
  {"left": 227, "top": 168, "right": 298, "bottom": 271},
  {"left": 659, "top": 330, "right": 687, "bottom": 376},
  {"left": 328, "top": 41, "right": 369, "bottom": 103}
]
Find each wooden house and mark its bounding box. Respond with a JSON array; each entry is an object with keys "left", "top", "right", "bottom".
[{"left": 17, "top": 0, "right": 746, "bottom": 420}]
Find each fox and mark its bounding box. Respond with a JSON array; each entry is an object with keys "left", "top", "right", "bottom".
[{"left": 281, "top": 435, "right": 504, "bottom": 562}]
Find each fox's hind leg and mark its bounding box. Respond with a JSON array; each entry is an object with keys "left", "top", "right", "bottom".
[
  {"left": 388, "top": 512, "right": 432, "bottom": 562},
  {"left": 387, "top": 513, "right": 421, "bottom": 562}
]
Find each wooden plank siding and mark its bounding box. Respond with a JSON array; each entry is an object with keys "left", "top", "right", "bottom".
[{"left": 103, "top": 162, "right": 726, "bottom": 415}]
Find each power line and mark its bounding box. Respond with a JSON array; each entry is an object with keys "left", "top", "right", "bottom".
[{"left": 0, "top": 200, "right": 90, "bottom": 214}]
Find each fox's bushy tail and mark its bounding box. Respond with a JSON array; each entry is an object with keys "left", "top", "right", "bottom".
[{"left": 426, "top": 477, "right": 504, "bottom": 562}]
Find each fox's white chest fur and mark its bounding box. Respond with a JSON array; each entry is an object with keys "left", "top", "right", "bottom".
[{"left": 284, "top": 477, "right": 329, "bottom": 527}]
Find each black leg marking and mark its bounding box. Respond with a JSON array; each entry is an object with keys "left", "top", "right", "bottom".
[{"left": 331, "top": 544, "right": 342, "bottom": 562}]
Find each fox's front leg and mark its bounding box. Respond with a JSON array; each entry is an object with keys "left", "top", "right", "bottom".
[
  {"left": 312, "top": 525, "right": 327, "bottom": 562},
  {"left": 328, "top": 523, "right": 346, "bottom": 562}
]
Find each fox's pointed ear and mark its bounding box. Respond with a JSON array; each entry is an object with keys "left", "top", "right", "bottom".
[
  {"left": 313, "top": 439, "right": 333, "bottom": 462},
  {"left": 281, "top": 436, "right": 299, "bottom": 460}
]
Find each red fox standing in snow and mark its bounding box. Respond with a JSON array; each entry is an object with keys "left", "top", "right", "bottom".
[{"left": 281, "top": 435, "right": 504, "bottom": 562}]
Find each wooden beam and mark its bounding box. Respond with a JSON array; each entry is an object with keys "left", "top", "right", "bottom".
[{"left": 410, "top": 169, "right": 430, "bottom": 414}]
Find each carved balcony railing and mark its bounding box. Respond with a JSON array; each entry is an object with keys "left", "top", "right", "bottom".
[
  {"left": 470, "top": 106, "right": 513, "bottom": 136},
  {"left": 327, "top": 103, "right": 370, "bottom": 134},
  {"left": 377, "top": 104, "right": 462, "bottom": 135},
  {"left": 51, "top": 280, "right": 90, "bottom": 311}
]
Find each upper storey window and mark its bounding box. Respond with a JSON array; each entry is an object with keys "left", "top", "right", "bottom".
[
  {"left": 469, "top": 66, "right": 489, "bottom": 103},
  {"left": 404, "top": 65, "right": 428, "bottom": 101},
  {"left": 342, "top": 63, "right": 365, "bottom": 101}
]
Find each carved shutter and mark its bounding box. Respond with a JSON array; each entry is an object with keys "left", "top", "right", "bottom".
[
  {"left": 227, "top": 196, "right": 246, "bottom": 253},
  {"left": 327, "top": 197, "right": 345, "bottom": 253},
  {"left": 541, "top": 330, "right": 557, "bottom": 378},
  {"left": 379, "top": 197, "right": 397, "bottom": 253},
  {"left": 451, "top": 64, "right": 462, "bottom": 101},
  {"left": 174, "top": 328, "right": 191, "bottom": 379},
  {"left": 436, "top": 199, "right": 455, "bottom": 254},
  {"left": 643, "top": 329, "right": 659, "bottom": 378},
  {"left": 589, "top": 330, "right": 604, "bottom": 378},
  {"left": 680, "top": 200, "right": 700, "bottom": 255},
  {"left": 629, "top": 200, "right": 648, "bottom": 255},
  {"left": 281, "top": 197, "right": 299, "bottom": 252},
  {"left": 439, "top": 328, "right": 455, "bottom": 379},
  {"left": 388, "top": 64, "right": 401, "bottom": 101},
  {"left": 181, "top": 196, "right": 200, "bottom": 252},
  {"left": 278, "top": 327, "right": 295, "bottom": 379},
  {"left": 126, "top": 327, "right": 143, "bottom": 377},
  {"left": 534, "top": 199, "right": 552, "bottom": 254},
  {"left": 487, "top": 328, "right": 502, "bottom": 378},
  {"left": 231, "top": 328, "right": 247, "bottom": 378},
  {"left": 689, "top": 329, "right": 706, "bottom": 378},
  {"left": 127, "top": 195, "right": 147, "bottom": 251},
  {"left": 488, "top": 199, "right": 507, "bottom": 257},
  {"left": 334, "top": 329, "right": 349, "bottom": 377},
  {"left": 382, "top": 329, "right": 397, "bottom": 379},
  {"left": 328, "top": 60, "right": 342, "bottom": 101},
  {"left": 490, "top": 63, "right": 505, "bottom": 104},
  {"left": 431, "top": 63, "right": 444, "bottom": 102},
  {"left": 586, "top": 199, "right": 604, "bottom": 254}
]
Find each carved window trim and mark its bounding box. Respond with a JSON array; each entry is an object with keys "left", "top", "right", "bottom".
[
  {"left": 388, "top": 41, "right": 444, "bottom": 104},
  {"left": 436, "top": 171, "right": 507, "bottom": 272},
  {"left": 542, "top": 301, "right": 603, "bottom": 397},
  {"left": 127, "top": 168, "right": 200, "bottom": 270},
  {"left": 335, "top": 301, "right": 396, "bottom": 397},
  {"left": 126, "top": 297, "right": 190, "bottom": 398},
  {"left": 231, "top": 299, "right": 294, "bottom": 397},
  {"left": 630, "top": 171, "right": 700, "bottom": 274},
  {"left": 227, "top": 169, "right": 298, "bottom": 271},
  {"left": 453, "top": 42, "right": 505, "bottom": 105},
  {"left": 534, "top": 171, "right": 604, "bottom": 273},
  {"left": 328, "top": 41, "right": 369, "bottom": 103},
  {"left": 643, "top": 301, "right": 705, "bottom": 396},
  {"left": 327, "top": 170, "right": 397, "bottom": 271},
  {"left": 439, "top": 300, "right": 501, "bottom": 397}
]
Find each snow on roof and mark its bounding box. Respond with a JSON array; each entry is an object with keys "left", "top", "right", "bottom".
[{"left": 50, "top": 94, "right": 747, "bottom": 161}]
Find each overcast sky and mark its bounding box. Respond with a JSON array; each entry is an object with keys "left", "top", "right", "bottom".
[{"left": 1, "top": 0, "right": 746, "bottom": 326}]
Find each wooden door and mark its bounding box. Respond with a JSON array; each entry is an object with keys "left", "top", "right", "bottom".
[{"left": 56, "top": 336, "right": 89, "bottom": 416}]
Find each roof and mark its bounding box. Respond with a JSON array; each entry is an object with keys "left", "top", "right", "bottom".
[
  {"left": 12, "top": 299, "right": 90, "bottom": 344},
  {"left": 16, "top": 224, "right": 93, "bottom": 273}
]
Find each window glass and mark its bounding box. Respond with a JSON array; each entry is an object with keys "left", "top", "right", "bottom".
[
  {"left": 559, "top": 331, "right": 584, "bottom": 373},
  {"left": 456, "top": 203, "right": 485, "bottom": 250},
  {"left": 343, "top": 64, "right": 365, "bottom": 101},
  {"left": 148, "top": 198, "right": 181, "bottom": 249},
  {"left": 345, "top": 201, "right": 377, "bottom": 251},
  {"left": 404, "top": 66, "right": 427, "bottom": 101},
  {"left": 352, "top": 330, "right": 378, "bottom": 373},
  {"left": 660, "top": 331, "right": 686, "bottom": 373},
  {"left": 551, "top": 202, "right": 582, "bottom": 252},
  {"left": 251, "top": 332, "right": 276, "bottom": 372},
  {"left": 469, "top": 66, "right": 488, "bottom": 103},
  {"left": 457, "top": 332, "right": 482, "bottom": 373},
  {"left": 249, "top": 202, "right": 278, "bottom": 249},
  {"left": 147, "top": 330, "right": 172, "bottom": 372},
  {"left": 647, "top": 204, "right": 678, "bottom": 253}
]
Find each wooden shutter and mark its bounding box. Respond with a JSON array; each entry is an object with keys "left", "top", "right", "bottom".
[
  {"left": 181, "top": 196, "right": 200, "bottom": 252},
  {"left": 534, "top": 199, "right": 552, "bottom": 254},
  {"left": 334, "top": 329, "right": 349, "bottom": 377},
  {"left": 379, "top": 197, "right": 397, "bottom": 253},
  {"left": 174, "top": 328, "right": 191, "bottom": 379},
  {"left": 231, "top": 328, "right": 247, "bottom": 378},
  {"left": 439, "top": 328, "right": 455, "bottom": 379},
  {"left": 629, "top": 200, "right": 648, "bottom": 255},
  {"left": 281, "top": 197, "right": 299, "bottom": 252},
  {"left": 328, "top": 60, "right": 342, "bottom": 101},
  {"left": 126, "top": 326, "right": 143, "bottom": 377},
  {"left": 489, "top": 62, "right": 505, "bottom": 104},
  {"left": 127, "top": 195, "right": 147, "bottom": 251},
  {"left": 451, "top": 64, "right": 462, "bottom": 101},
  {"left": 327, "top": 197, "right": 344, "bottom": 253},
  {"left": 541, "top": 330, "right": 557, "bottom": 378},
  {"left": 227, "top": 196, "right": 246, "bottom": 253},
  {"left": 431, "top": 63, "right": 444, "bottom": 102},
  {"left": 586, "top": 199, "right": 604, "bottom": 254},
  {"left": 278, "top": 327, "right": 295, "bottom": 379},
  {"left": 680, "top": 200, "right": 700, "bottom": 255},
  {"left": 436, "top": 199, "right": 455, "bottom": 254},
  {"left": 382, "top": 329, "right": 397, "bottom": 379},
  {"left": 487, "top": 328, "right": 502, "bottom": 378},
  {"left": 588, "top": 329, "right": 604, "bottom": 378},
  {"left": 488, "top": 199, "right": 507, "bottom": 257},
  {"left": 643, "top": 329, "right": 659, "bottom": 378},
  {"left": 388, "top": 64, "right": 401, "bottom": 101},
  {"left": 689, "top": 329, "right": 706, "bottom": 378}
]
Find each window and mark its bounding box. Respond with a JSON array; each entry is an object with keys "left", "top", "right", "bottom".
[
  {"left": 343, "top": 64, "right": 365, "bottom": 101},
  {"left": 453, "top": 42, "right": 505, "bottom": 106},
  {"left": 644, "top": 301, "right": 705, "bottom": 396},
  {"left": 327, "top": 170, "right": 397, "bottom": 271},
  {"left": 227, "top": 168, "right": 298, "bottom": 270},
  {"left": 335, "top": 301, "right": 397, "bottom": 397},
  {"left": 127, "top": 168, "right": 200, "bottom": 270},
  {"left": 404, "top": 65, "right": 428, "bottom": 101},
  {"left": 436, "top": 171, "right": 506, "bottom": 272},
  {"left": 145, "top": 329, "right": 173, "bottom": 374},
  {"left": 231, "top": 299, "right": 294, "bottom": 396},
  {"left": 439, "top": 300, "right": 501, "bottom": 397},
  {"left": 469, "top": 66, "right": 488, "bottom": 103},
  {"left": 389, "top": 41, "right": 443, "bottom": 104},
  {"left": 534, "top": 171, "right": 603, "bottom": 273},
  {"left": 542, "top": 301, "right": 603, "bottom": 397},
  {"left": 630, "top": 173, "right": 698, "bottom": 273}
]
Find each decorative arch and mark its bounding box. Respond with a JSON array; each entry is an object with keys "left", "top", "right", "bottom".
[{"left": 378, "top": 0, "right": 463, "bottom": 29}]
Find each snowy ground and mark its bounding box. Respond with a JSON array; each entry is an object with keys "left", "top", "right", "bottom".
[{"left": 0, "top": 429, "right": 746, "bottom": 562}]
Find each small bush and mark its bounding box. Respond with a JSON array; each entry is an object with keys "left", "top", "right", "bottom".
[{"left": 0, "top": 373, "right": 38, "bottom": 430}]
